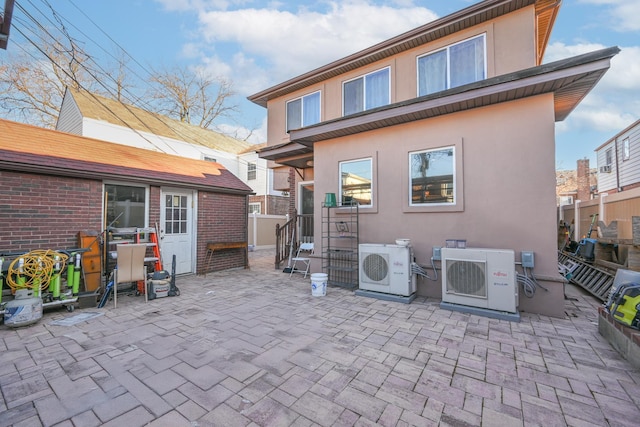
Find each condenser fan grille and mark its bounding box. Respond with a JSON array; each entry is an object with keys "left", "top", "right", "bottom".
[
  {"left": 446, "top": 260, "right": 486, "bottom": 297},
  {"left": 362, "top": 253, "right": 389, "bottom": 282}
]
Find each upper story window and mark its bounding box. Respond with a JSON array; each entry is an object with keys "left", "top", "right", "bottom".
[
  {"left": 605, "top": 148, "right": 613, "bottom": 166},
  {"left": 343, "top": 67, "right": 390, "bottom": 116},
  {"left": 418, "top": 34, "right": 486, "bottom": 96},
  {"left": 247, "top": 162, "right": 257, "bottom": 180},
  {"left": 286, "top": 91, "right": 321, "bottom": 131},
  {"left": 622, "top": 137, "right": 630, "bottom": 160}
]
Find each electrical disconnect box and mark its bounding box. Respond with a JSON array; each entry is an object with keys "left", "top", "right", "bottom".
[
  {"left": 521, "top": 251, "right": 534, "bottom": 268},
  {"left": 433, "top": 246, "right": 442, "bottom": 261}
]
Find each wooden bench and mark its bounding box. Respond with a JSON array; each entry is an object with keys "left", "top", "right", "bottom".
[{"left": 205, "top": 241, "right": 249, "bottom": 274}]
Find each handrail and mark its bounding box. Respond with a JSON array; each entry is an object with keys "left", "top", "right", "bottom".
[{"left": 274, "top": 213, "right": 314, "bottom": 269}]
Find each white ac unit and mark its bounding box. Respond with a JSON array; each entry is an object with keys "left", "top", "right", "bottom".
[
  {"left": 359, "top": 244, "right": 416, "bottom": 296},
  {"left": 599, "top": 165, "right": 612, "bottom": 173},
  {"left": 441, "top": 248, "right": 517, "bottom": 313}
]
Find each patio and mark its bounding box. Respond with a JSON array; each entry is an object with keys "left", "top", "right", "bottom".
[{"left": 0, "top": 248, "right": 638, "bottom": 426}]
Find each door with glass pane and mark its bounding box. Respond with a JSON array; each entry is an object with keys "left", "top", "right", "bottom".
[{"left": 160, "top": 190, "right": 194, "bottom": 274}]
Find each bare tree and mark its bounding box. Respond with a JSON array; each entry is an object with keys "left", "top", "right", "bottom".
[
  {"left": 147, "top": 65, "right": 238, "bottom": 129},
  {"left": 0, "top": 33, "right": 100, "bottom": 128}
]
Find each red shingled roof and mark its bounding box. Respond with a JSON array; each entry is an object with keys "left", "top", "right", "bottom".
[{"left": 0, "top": 119, "right": 253, "bottom": 194}]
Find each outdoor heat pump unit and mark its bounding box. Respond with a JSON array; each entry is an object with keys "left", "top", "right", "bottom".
[
  {"left": 359, "top": 244, "right": 416, "bottom": 297},
  {"left": 441, "top": 247, "right": 518, "bottom": 313}
]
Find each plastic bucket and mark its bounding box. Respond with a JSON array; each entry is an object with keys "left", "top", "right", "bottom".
[
  {"left": 311, "top": 273, "right": 328, "bottom": 297},
  {"left": 324, "top": 193, "right": 337, "bottom": 207}
]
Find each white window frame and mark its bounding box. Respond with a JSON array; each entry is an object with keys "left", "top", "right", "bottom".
[
  {"left": 103, "top": 181, "right": 150, "bottom": 229},
  {"left": 408, "top": 147, "right": 456, "bottom": 207},
  {"left": 247, "top": 162, "right": 257, "bottom": 180},
  {"left": 248, "top": 203, "right": 261, "bottom": 214},
  {"left": 339, "top": 157, "right": 373, "bottom": 208},
  {"left": 342, "top": 67, "right": 391, "bottom": 116},
  {"left": 286, "top": 90, "right": 321, "bottom": 132},
  {"left": 417, "top": 34, "right": 486, "bottom": 97},
  {"left": 605, "top": 148, "right": 613, "bottom": 166},
  {"left": 622, "top": 137, "right": 630, "bottom": 161}
]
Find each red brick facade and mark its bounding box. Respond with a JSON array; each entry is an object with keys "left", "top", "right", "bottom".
[{"left": 1, "top": 170, "right": 249, "bottom": 274}]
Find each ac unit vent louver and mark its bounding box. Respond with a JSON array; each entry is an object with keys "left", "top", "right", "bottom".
[
  {"left": 446, "top": 260, "right": 486, "bottom": 297},
  {"left": 362, "top": 253, "right": 388, "bottom": 282}
]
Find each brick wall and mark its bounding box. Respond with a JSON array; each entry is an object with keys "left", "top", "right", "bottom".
[
  {"left": 197, "top": 192, "right": 248, "bottom": 274},
  {"left": 0, "top": 170, "right": 103, "bottom": 253}
]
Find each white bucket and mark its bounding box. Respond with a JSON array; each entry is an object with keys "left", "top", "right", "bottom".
[{"left": 310, "top": 273, "right": 328, "bottom": 297}]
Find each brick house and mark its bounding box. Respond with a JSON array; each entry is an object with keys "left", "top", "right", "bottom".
[{"left": 0, "top": 119, "right": 253, "bottom": 275}]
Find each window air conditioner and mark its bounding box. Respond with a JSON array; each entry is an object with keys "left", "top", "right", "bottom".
[
  {"left": 359, "top": 244, "right": 416, "bottom": 296},
  {"left": 599, "top": 165, "right": 612, "bottom": 173},
  {"left": 441, "top": 248, "right": 517, "bottom": 313}
]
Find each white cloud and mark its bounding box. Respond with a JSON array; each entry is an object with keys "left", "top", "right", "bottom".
[
  {"left": 579, "top": 0, "right": 640, "bottom": 32},
  {"left": 195, "top": 1, "right": 438, "bottom": 93},
  {"left": 546, "top": 42, "right": 640, "bottom": 134}
]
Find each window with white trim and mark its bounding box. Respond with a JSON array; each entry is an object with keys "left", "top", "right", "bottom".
[
  {"left": 248, "top": 203, "right": 261, "bottom": 214},
  {"left": 247, "top": 162, "right": 257, "bottom": 180},
  {"left": 409, "top": 147, "right": 455, "bottom": 206},
  {"left": 340, "top": 158, "right": 372, "bottom": 207},
  {"left": 605, "top": 148, "right": 613, "bottom": 166},
  {"left": 623, "top": 137, "right": 630, "bottom": 160},
  {"left": 343, "top": 67, "right": 390, "bottom": 116},
  {"left": 286, "top": 91, "right": 321, "bottom": 131},
  {"left": 105, "top": 183, "right": 148, "bottom": 228},
  {"left": 418, "top": 34, "right": 486, "bottom": 96}
]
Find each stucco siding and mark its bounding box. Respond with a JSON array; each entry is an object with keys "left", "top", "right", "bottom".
[
  {"left": 265, "top": 5, "right": 538, "bottom": 148},
  {"left": 312, "top": 94, "right": 563, "bottom": 317}
]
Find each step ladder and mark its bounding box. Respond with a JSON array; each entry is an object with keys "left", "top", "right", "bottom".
[
  {"left": 558, "top": 251, "right": 614, "bottom": 302},
  {"left": 135, "top": 227, "right": 163, "bottom": 272}
]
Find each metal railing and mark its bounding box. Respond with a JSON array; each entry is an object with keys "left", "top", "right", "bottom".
[{"left": 274, "top": 214, "right": 313, "bottom": 269}]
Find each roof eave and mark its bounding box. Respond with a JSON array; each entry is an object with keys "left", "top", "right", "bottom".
[
  {"left": 288, "top": 47, "right": 618, "bottom": 145},
  {"left": 248, "top": 0, "right": 541, "bottom": 107}
]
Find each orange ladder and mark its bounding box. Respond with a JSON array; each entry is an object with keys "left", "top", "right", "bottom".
[{"left": 134, "top": 227, "right": 163, "bottom": 294}]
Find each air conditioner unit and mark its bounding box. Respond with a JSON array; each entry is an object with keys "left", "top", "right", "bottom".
[
  {"left": 441, "top": 248, "right": 517, "bottom": 313},
  {"left": 359, "top": 244, "right": 416, "bottom": 296},
  {"left": 599, "top": 165, "right": 612, "bottom": 173}
]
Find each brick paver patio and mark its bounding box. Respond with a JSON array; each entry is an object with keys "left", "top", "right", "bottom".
[{"left": 1, "top": 249, "right": 638, "bottom": 426}]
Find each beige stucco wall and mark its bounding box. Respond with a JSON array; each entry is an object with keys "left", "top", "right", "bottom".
[
  {"left": 310, "top": 94, "right": 563, "bottom": 317},
  {"left": 265, "top": 5, "right": 538, "bottom": 148}
]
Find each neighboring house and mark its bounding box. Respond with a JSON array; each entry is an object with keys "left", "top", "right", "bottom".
[
  {"left": 0, "top": 119, "right": 252, "bottom": 275},
  {"left": 596, "top": 118, "right": 640, "bottom": 193},
  {"left": 556, "top": 159, "right": 597, "bottom": 206},
  {"left": 56, "top": 88, "right": 288, "bottom": 215},
  {"left": 248, "top": 0, "right": 618, "bottom": 317}
]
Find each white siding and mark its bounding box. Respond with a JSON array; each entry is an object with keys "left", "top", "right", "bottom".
[
  {"left": 596, "top": 120, "right": 640, "bottom": 192},
  {"left": 55, "top": 91, "right": 83, "bottom": 135},
  {"left": 596, "top": 141, "right": 617, "bottom": 192},
  {"left": 618, "top": 124, "right": 640, "bottom": 188}
]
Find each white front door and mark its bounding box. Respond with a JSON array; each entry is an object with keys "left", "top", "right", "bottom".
[{"left": 160, "top": 189, "right": 194, "bottom": 274}]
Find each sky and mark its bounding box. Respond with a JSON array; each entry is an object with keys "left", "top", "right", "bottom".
[{"left": 4, "top": 0, "right": 639, "bottom": 170}]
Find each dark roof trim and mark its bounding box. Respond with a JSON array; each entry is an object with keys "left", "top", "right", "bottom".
[
  {"left": 289, "top": 47, "right": 619, "bottom": 145},
  {"left": 0, "top": 155, "right": 254, "bottom": 196},
  {"left": 0, "top": 0, "right": 15, "bottom": 49},
  {"left": 248, "top": 0, "right": 542, "bottom": 107}
]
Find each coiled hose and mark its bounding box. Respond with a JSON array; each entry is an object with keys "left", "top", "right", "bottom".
[{"left": 6, "top": 250, "right": 69, "bottom": 291}]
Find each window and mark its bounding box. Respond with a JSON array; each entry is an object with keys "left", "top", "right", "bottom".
[
  {"left": 286, "top": 91, "right": 321, "bottom": 131},
  {"left": 203, "top": 156, "right": 217, "bottom": 162},
  {"left": 343, "top": 68, "right": 390, "bottom": 116},
  {"left": 605, "top": 148, "right": 613, "bottom": 166},
  {"left": 247, "top": 162, "right": 257, "bottom": 180},
  {"left": 165, "top": 194, "right": 187, "bottom": 234},
  {"left": 418, "top": 34, "right": 486, "bottom": 96},
  {"left": 105, "top": 184, "right": 147, "bottom": 228},
  {"left": 340, "top": 158, "right": 372, "bottom": 207},
  {"left": 623, "top": 137, "right": 630, "bottom": 160},
  {"left": 409, "top": 147, "right": 455, "bottom": 206},
  {"left": 249, "top": 203, "right": 261, "bottom": 214}
]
